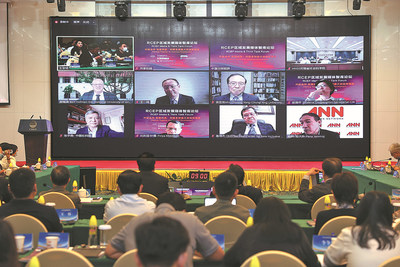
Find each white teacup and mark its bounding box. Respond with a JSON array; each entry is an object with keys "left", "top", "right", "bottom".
[
  {"left": 46, "top": 236, "right": 59, "bottom": 249},
  {"left": 78, "top": 188, "right": 90, "bottom": 198},
  {"left": 15, "top": 235, "right": 25, "bottom": 253}
]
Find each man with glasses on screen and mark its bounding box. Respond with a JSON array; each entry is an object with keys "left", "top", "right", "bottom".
[
  {"left": 79, "top": 78, "right": 118, "bottom": 101},
  {"left": 160, "top": 120, "right": 183, "bottom": 138},
  {"left": 76, "top": 110, "right": 123, "bottom": 138},
  {"left": 214, "top": 74, "right": 259, "bottom": 103},
  {"left": 225, "top": 107, "right": 276, "bottom": 136},
  {"left": 155, "top": 78, "right": 195, "bottom": 105},
  {"left": 299, "top": 113, "right": 339, "bottom": 139}
]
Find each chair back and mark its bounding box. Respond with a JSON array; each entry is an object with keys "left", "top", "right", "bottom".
[
  {"left": 113, "top": 249, "right": 138, "bottom": 267},
  {"left": 138, "top": 192, "right": 158, "bottom": 204},
  {"left": 236, "top": 194, "right": 256, "bottom": 209},
  {"left": 106, "top": 213, "right": 137, "bottom": 242},
  {"left": 5, "top": 213, "right": 47, "bottom": 247},
  {"left": 318, "top": 215, "right": 356, "bottom": 236},
  {"left": 204, "top": 215, "right": 247, "bottom": 250},
  {"left": 42, "top": 192, "right": 76, "bottom": 209},
  {"left": 393, "top": 220, "right": 400, "bottom": 233},
  {"left": 379, "top": 255, "right": 400, "bottom": 267},
  {"left": 27, "top": 248, "right": 94, "bottom": 267},
  {"left": 240, "top": 250, "right": 306, "bottom": 267},
  {"left": 311, "top": 194, "right": 335, "bottom": 220}
]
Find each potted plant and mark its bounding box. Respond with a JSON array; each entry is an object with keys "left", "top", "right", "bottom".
[{"left": 63, "top": 85, "right": 74, "bottom": 99}]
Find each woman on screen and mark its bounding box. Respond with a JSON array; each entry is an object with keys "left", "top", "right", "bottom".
[
  {"left": 324, "top": 191, "right": 400, "bottom": 267},
  {"left": 224, "top": 197, "right": 320, "bottom": 267},
  {"left": 305, "top": 79, "right": 344, "bottom": 102}
]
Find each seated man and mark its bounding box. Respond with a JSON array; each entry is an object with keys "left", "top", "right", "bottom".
[
  {"left": 194, "top": 171, "right": 250, "bottom": 224},
  {"left": 105, "top": 192, "right": 224, "bottom": 266},
  {"left": 229, "top": 164, "right": 263, "bottom": 204},
  {"left": 135, "top": 217, "right": 189, "bottom": 267},
  {"left": 314, "top": 172, "right": 358, "bottom": 234},
  {"left": 389, "top": 143, "right": 400, "bottom": 171},
  {"left": 103, "top": 170, "right": 155, "bottom": 222},
  {"left": 0, "top": 168, "right": 63, "bottom": 232},
  {"left": 38, "top": 165, "right": 82, "bottom": 209},
  {"left": 76, "top": 110, "right": 123, "bottom": 138},
  {"left": 298, "top": 158, "right": 342, "bottom": 204},
  {"left": 0, "top": 143, "right": 17, "bottom": 170},
  {"left": 137, "top": 152, "right": 169, "bottom": 198},
  {"left": 225, "top": 107, "right": 276, "bottom": 136}
]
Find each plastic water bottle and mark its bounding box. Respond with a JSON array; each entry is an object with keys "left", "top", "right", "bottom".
[
  {"left": 72, "top": 180, "right": 78, "bottom": 192},
  {"left": 88, "top": 215, "right": 98, "bottom": 246},
  {"left": 385, "top": 161, "right": 392, "bottom": 174},
  {"left": 324, "top": 195, "right": 331, "bottom": 210}
]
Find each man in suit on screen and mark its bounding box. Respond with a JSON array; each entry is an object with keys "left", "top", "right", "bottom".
[
  {"left": 155, "top": 78, "right": 195, "bottom": 105},
  {"left": 79, "top": 78, "right": 118, "bottom": 101},
  {"left": 76, "top": 110, "right": 123, "bottom": 138},
  {"left": 213, "top": 73, "right": 259, "bottom": 103},
  {"left": 225, "top": 106, "right": 276, "bottom": 136},
  {"left": 299, "top": 112, "right": 339, "bottom": 139}
]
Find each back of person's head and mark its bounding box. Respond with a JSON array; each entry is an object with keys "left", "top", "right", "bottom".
[
  {"left": 331, "top": 172, "right": 358, "bottom": 205},
  {"left": 253, "top": 197, "right": 291, "bottom": 224},
  {"left": 8, "top": 144, "right": 17, "bottom": 154},
  {"left": 156, "top": 192, "right": 186, "bottom": 211},
  {"left": 228, "top": 164, "right": 245, "bottom": 185},
  {"left": 0, "top": 142, "right": 9, "bottom": 151},
  {"left": 355, "top": 191, "right": 397, "bottom": 250},
  {"left": 214, "top": 171, "right": 238, "bottom": 200},
  {"left": 322, "top": 157, "right": 342, "bottom": 178},
  {"left": 135, "top": 216, "right": 189, "bottom": 267},
  {"left": 137, "top": 152, "right": 156, "bottom": 171},
  {"left": 117, "top": 170, "right": 142, "bottom": 194},
  {"left": 50, "top": 166, "right": 70, "bottom": 186},
  {"left": 0, "top": 220, "right": 19, "bottom": 267},
  {"left": 9, "top": 168, "right": 36, "bottom": 198}
]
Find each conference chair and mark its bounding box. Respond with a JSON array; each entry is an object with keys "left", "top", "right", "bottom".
[
  {"left": 5, "top": 213, "right": 47, "bottom": 248},
  {"left": 204, "top": 215, "right": 247, "bottom": 250},
  {"left": 27, "top": 248, "right": 94, "bottom": 267},
  {"left": 138, "top": 192, "right": 158, "bottom": 204},
  {"left": 318, "top": 215, "right": 356, "bottom": 236},
  {"left": 113, "top": 249, "right": 138, "bottom": 267},
  {"left": 236, "top": 194, "right": 256, "bottom": 209},
  {"left": 393, "top": 220, "right": 400, "bottom": 233},
  {"left": 240, "top": 250, "right": 306, "bottom": 267},
  {"left": 106, "top": 213, "right": 137, "bottom": 242},
  {"left": 311, "top": 194, "right": 335, "bottom": 220},
  {"left": 379, "top": 255, "right": 400, "bottom": 267},
  {"left": 41, "top": 192, "right": 76, "bottom": 209}
]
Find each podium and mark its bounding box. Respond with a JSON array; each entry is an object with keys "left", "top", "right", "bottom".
[{"left": 18, "top": 119, "right": 53, "bottom": 166}]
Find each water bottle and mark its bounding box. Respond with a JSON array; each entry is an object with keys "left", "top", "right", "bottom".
[{"left": 88, "top": 215, "right": 98, "bottom": 246}]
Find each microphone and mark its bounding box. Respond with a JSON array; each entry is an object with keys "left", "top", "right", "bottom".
[
  {"left": 372, "top": 157, "right": 392, "bottom": 162},
  {"left": 165, "top": 171, "right": 173, "bottom": 179},
  {"left": 42, "top": 183, "right": 52, "bottom": 189},
  {"left": 363, "top": 181, "right": 373, "bottom": 195},
  {"left": 39, "top": 116, "right": 42, "bottom": 119},
  {"left": 30, "top": 115, "right": 34, "bottom": 119}
]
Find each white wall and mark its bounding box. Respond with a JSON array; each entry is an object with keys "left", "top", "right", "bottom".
[{"left": 0, "top": 0, "right": 398, "bottom": 161}]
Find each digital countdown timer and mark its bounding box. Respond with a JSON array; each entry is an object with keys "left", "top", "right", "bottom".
[{"left": 188, "top": 171, "right": 210, "bottom": 181}]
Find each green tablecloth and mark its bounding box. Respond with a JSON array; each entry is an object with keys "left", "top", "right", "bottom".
[
  {"left": 35, "top": 165, "right": 80, "bottom": 194},
  {"left": 80, "top": 194, "right": 311, "bottom": 219},
  {"left": 344, "top": 166, "right": 400, "bottom": 195}
]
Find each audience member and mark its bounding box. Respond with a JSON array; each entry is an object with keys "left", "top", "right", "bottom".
[
  {"left": 0, "top": 168, "right": 62, "bottom": 232},
  {"left": 0, "top": 220, "right": 19, "bottom": 267},
  {"left": 105, "top": 192, "right": 224, "bottom": 266},
  {"left": 324, "top": 191, "right": 400, "bottom": 267},
  {"left": 314, "top": 172, "right": 358, "bottom": 234},
  {"left": 38, "top": 166, "right": 82, "bottom": 209},
  {"left": 135, "top": 217, "right": 190, "bottom": 267},
  {"left": 210, "top": 164, "right": 262, "bottom": 204},
  {"left": 137, "top": 152, "right": 169, "bottom": 198},
  {"left": 194, "top": 171, "right": 250, "bottom": 223},
  {"left": 103, "top": 170, "right": 155, "bottom": 222},
  {"left": 389, "top": 143, "right": 400, "bottom": 171},
  {"left": 0, "top": 142, "right": 7, "bottom": 160},
  {"left": 229, "top": 164, "right": 263, "bottom": 204},
  {"left": 298, "top": 158, "right": 342, "bottom": 204},
  {"left": 224, "top": 197, "right": 320, "bottom": 267},
  {"left": 0, "top": 143, "right": 17, "bottom": 169}
]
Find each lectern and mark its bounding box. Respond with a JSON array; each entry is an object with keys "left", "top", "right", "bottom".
[{"left": 18, "top": 119, "right": 53, "bottom": 166}]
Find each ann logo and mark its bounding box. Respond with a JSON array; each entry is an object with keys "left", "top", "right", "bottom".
[
  {"left": 327, "top": 123, "right": 341, "bottom": 128},
  {"left": 346, "top": 123, "right": 360, "bottom": 127},
  {"left": 308, "top": 107, "right": 344, "bottom": 117},
  {"left": 347, "top": 132, "right": 360, "bottom": 136},
  {"left": 289, "top": 123, "right": 302, "bottom": 128}
]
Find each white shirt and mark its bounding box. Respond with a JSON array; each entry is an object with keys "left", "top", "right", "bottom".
[
  {"left": 244, "top": 123, "right": 261, "bottom": 135},
  {"left": 1, "top": 155, "right": 17, "bottom": 169},
  {"left": 324, "top": 226, "right": 400, "bottom": 267},
  {"left": 103, "top": 194, "right": 155, "bottom": 222},
  {"left": 229, "top": 94, "right": 243, "bottom": 102},
  {"left": 88, "top": 127, "right": 97, "bottom": 138}
]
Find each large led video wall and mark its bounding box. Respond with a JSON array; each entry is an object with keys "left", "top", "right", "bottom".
[{"left": 50, "top": 16, "right": 371, "bottom": 160}]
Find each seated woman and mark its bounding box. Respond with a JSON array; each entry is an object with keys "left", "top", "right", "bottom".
[
  {"left": 0, "top": 220, "right": 19, "bottom": 267},
  {"left": 324, "top": 191, "right": 400, "bottom": 267},
  {"left": 305, "top": 79, "right": 344, "bottom": 102},
  {"left": 314, "top": 172, "right": 358, "bottom": 234},
  {"left": 224, "top": 197, "right": 320, "bottom": 267}
]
